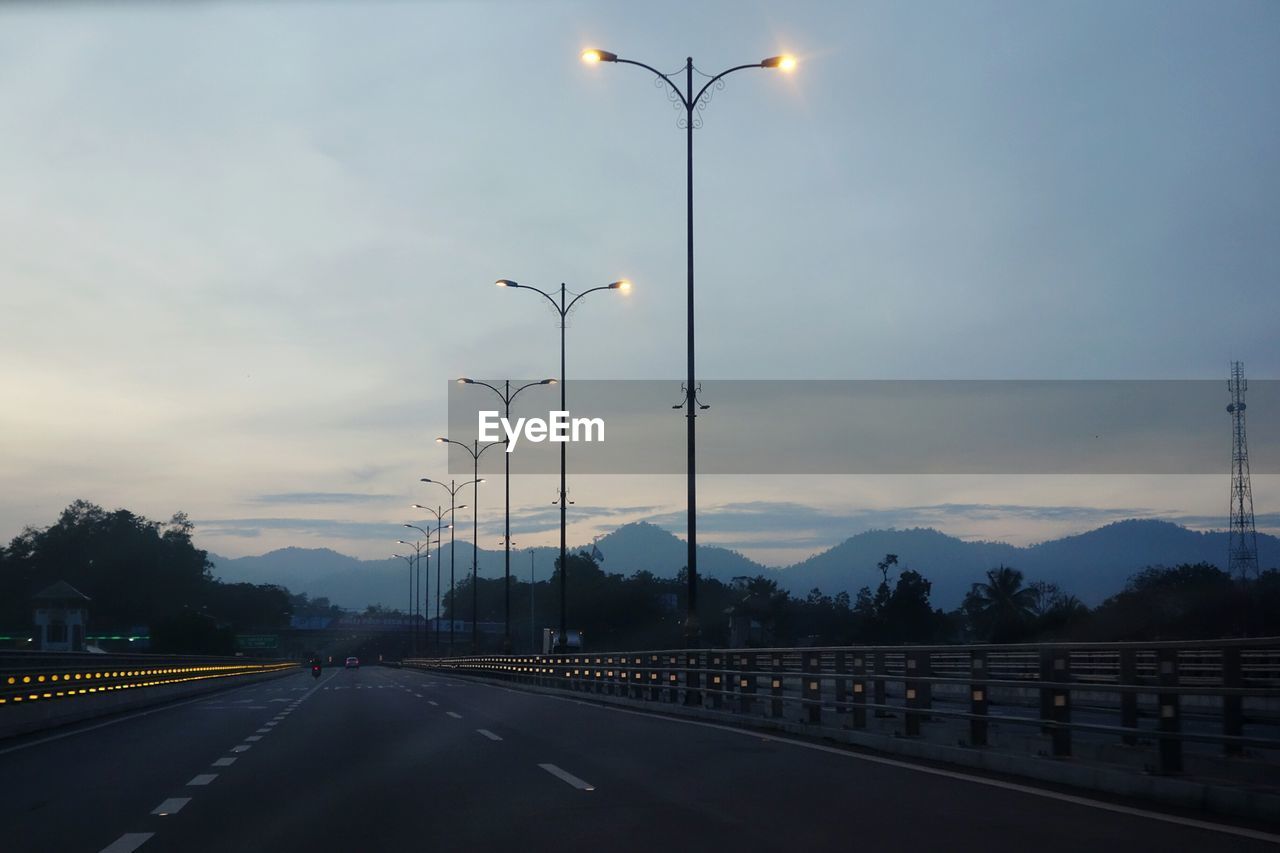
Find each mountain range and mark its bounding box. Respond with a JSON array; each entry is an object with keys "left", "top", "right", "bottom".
[{"left": 207, "top": 519, "right": 1278, "bottom": 612}]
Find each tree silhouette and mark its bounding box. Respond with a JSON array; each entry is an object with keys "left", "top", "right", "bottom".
[{"left": 963, "top": 565, "right": 1037, "bottom": 642}]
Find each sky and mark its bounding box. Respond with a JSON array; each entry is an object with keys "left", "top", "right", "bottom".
[{"left": 1, "top": 0, "right": 1277, "bottom": 567}]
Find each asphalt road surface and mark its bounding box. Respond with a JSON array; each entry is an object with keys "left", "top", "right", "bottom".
[{"left": 2, "top": 666, "right": 1275, "bottom": 853}]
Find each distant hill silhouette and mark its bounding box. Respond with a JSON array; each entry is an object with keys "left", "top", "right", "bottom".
[{"left": 209, "top": 518, "right": 1279, "bottom": 611}]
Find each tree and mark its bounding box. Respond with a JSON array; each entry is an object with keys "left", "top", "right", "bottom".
[
  {"left": 0, "top": 501, "right": 292, "bottom": 653},
  {"left": 1087, "top": 563, "right": 1239, "bottom": 640},
  {"left": 963, "top": 565, "right": 1037, "bottom": 642}
]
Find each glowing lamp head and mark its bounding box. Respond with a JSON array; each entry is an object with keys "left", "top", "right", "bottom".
[
  {"left": 581, "top": 48, "right": 618, "bottom": 64},
  {"left": 458, "top": 377, "right": 473, "bottom": 384},
  {"left": 609, "top": 279, "right": 631, "bottom": 291},
  {"left": 495, "top": 279, "right": 517, "bottom": 288},
  {"left": 436, "top": 437, "right": 447, "bottom": 444},
  {"left": 762, "top": 55, "right": 797, "bottom": 71}
]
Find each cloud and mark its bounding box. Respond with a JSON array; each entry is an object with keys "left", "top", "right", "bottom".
[
  {"left": 250, "top": 492, "right": 399, "bottom": 505},
  {"left": 639, "top": 501, "right": 1162, "bottom": 549},
  {"left": 503, "top": 503, "right": 662, "bottom": 534},
  {"left": 196, "top": 517, "right": 408, "bottom": 541}
]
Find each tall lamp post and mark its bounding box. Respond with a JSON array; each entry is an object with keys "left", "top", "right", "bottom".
[
  {"left": 412, "top": 504, "right": 459, "bottom": 655},
  {"left": 419, "top": 479, "right": 479, "bottom": 655},
  {"left": 435, "top": 437, "right": 504, "bottom": 653},
  {"left": 583, "top": 48, "right": 795, "bottom": 646},
  {"left": 393, "top": 553, "right": 414, "bottom": 656},
  {"left": 401, "top": 525, "right": 434, "bottom": 654},
  {"left": 458, "top": 377, "right": 556, "bottom": 652},
  {"left": 495, "top": 278, "right": 630, "bottom": 649},
  {"left": 396, "top": 535, "right": 428, "bottom": 654}
]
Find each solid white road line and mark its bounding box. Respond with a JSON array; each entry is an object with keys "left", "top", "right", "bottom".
[
  {"left": 446, "top": 711, "right": 463, "bottom": 719},
  {"left": 151, "top": 797, "right": 191, "bottom": 816},
  {"left": 539, "top": 763, "right": 595, "bottom": 791},
  {"left": 187, "top": 773, "right": 218, "bottom": 786},
  {"left": 477, "top": 729, "right": 503, "bottom": 741},
  {"left": 99, "top": 833, "right": 154, "bottom": 853},
  {"left": 212, "top": 757, "right": 237, "bottom": 767}
]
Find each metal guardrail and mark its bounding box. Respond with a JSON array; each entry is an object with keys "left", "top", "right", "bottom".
[
  {"left": 0, "top": 651, "right": 298, "bottom": 708},
  {"left": 405, "top": 637, "right": 1280, "bottom": 775}
]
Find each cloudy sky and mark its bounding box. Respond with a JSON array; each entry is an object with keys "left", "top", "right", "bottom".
[{"left": 2, "top": 1, "right": 1277, "bottom": 566}]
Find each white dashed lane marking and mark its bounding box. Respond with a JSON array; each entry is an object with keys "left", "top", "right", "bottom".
[
  {"left": 245, "top": 735, "right": 263, "bottom": 742},
  {"left": 99, "top": 832, "right": 154, "bottom": 853},
  {"left": 427, "top": 700, "right": 439, "bottom": 707},
  {"left": 477, "top": 729, "right": 502, "bottom": 741},
  {"left": 539, "top": 763, "right": 595, "bottom": 791},
  {"left": 212, "top": 757, "right": 237, "bottom": 767},
  {"left": 151, "top": 797, "right": 191, "bottom": 816},
  {"left": 231, "top": 745, "right": 251, "bottom": 753},
  {"left": 446, "top": 711, "right": 463, "bottom": 719},
  {"left": 187, "top": 773, "right": 218, "bottom": 786}
]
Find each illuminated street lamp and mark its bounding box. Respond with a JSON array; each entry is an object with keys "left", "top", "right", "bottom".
[
  {"left": 494, "top": 278, "right": 629, "bottom": 649},
  {"left": 582, "top": 47, "right": 794, "bottom": 647},
  {"left": 457, "top": 377, "right": 556, "bottom": 652}
]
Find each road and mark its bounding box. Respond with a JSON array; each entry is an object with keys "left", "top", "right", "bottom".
[{"left": 1, "top": 666, "right": 1275, "bottom": 853}]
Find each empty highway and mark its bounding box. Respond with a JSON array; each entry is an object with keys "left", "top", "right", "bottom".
[{"left": 2, "top": 666, "right": 1275, "bottom": 852}]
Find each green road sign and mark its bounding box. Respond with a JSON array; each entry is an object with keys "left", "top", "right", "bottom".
[{"left": 236, "top": 634, "right": 279, "bottom": 650}]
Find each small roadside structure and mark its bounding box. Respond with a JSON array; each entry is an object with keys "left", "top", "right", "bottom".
[{"left": 32, "top": 581, "right": 91, "bottom": 652}]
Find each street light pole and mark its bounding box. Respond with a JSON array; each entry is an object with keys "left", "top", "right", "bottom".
[
  {"left": 457, "top": 377, "right": 555, "bottom": 652},
  {"left": 495, "top": 277, "right": 629, "bottom": 649},
  {"left": 412, "top": 503, "right": 459, "bottom": 656},
  {"left": 436, "top": 438, "right": 503, "bottom": 652},
  {"left": 419, "top": 480, "right": 477, "bottom": 656},
  {"left": 393, "top": 553, "right": 414, "bottom": 656},
  {"left": 402, "top": 525, "right": 433, "bottom": 654},
  {"left": 582, "top": 48, "right": 794, "bottom": 647}
]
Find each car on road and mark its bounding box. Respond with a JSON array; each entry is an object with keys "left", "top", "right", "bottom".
[{"left": 344, "top": 656, "right": 359, "bottom": 669}]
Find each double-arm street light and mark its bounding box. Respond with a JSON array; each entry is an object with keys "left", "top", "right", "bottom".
[
  {"left": 402, "top": 524, "right": 440, "bottom": 653},
  {"left": 418, "top": 479, "right": 479, "bottom": 655},
  {"left": 494, "top": 278, "right": 630, "bottom": 650},
  {"left": 411, "top": 504, "right": 460, "bottom": 655},
  {"left": 397, "top": 531, "right": 430, "bottom": 654},
  {"left": 582, "top": 48, "right": 795, "bottom": 646},
  {"left": 435, "top": 437, "right": 504, "bottom": 652},
  {"left": 458, "top": 377, "right": 556, "bottom": 652}
]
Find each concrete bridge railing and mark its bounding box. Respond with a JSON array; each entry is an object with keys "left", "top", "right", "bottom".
[
  {"left": 404, "top": 638, "right": 1280, "bottom": 820},
  {"left": 0, "top": 651, "right": 299, "bottom": 739}
]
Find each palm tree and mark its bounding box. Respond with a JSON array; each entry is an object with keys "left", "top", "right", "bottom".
[{"left": 963, "top": 565, "right": 1037, "bottom": 642}]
